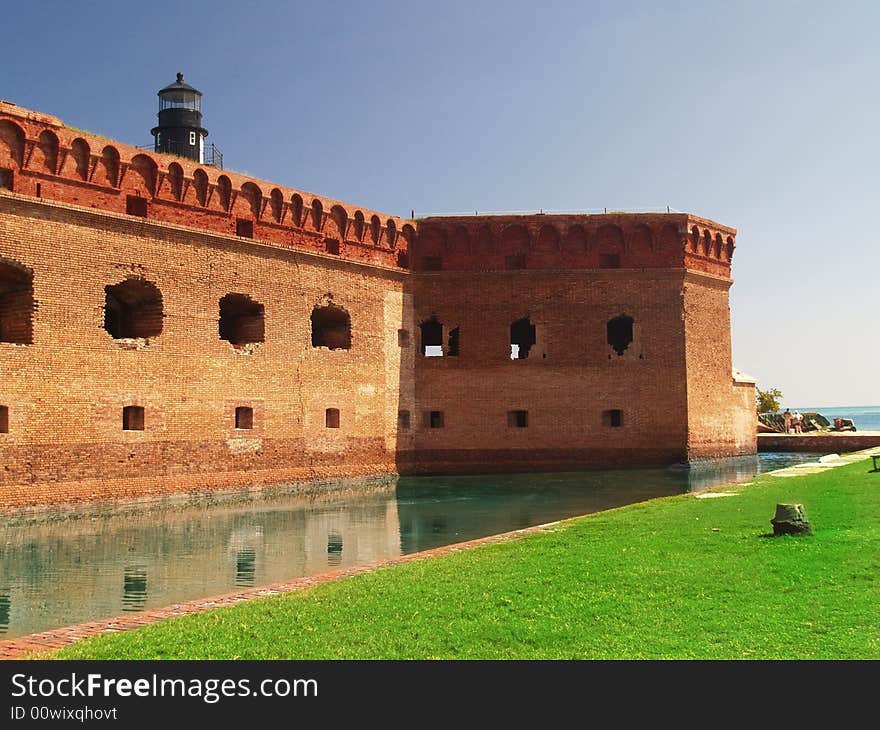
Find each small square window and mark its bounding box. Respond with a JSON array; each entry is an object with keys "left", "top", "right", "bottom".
[
  {"left": 122, "top": 405, "right": 145, "bottom": 431},
  {"left": 326, "top": 408, "right": 340, "bottom": 428},
  {"left": 235, "top": 406, "right": 254, "bottom": 430},
  {"left": 0, "top": 405, "right": 9, "bottom": 433},
  {"left": 0, "top": 168, "right": 13, "bottom": 191},
  {"left": 126, "top": 196, "right": 147, "bottom": 218},
  {"left": 599, "top": 253, "right": 621, "bottom": 269},
  {"left": 398, "top": 410, "right": 411, "bottom": 431},
  {"left": 508, "top": 410, "right": 528, "bottom": 428},
  {"left": 603, "top": 409, "right": 623, "bottom": 428},
  {"left": 325, "top": 239, "right": 340, "bottom": 255},
  {"left": 425, "top": 410, "right": 444, "bottom": 429},
  {"left": 396, "top": 251, "right": 409, "bottom": 268},
  {"left": 236, "top": 219, "right": 254, "bottom": 238}
]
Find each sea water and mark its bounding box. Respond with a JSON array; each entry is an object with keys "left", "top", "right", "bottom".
[{"left": 794, "top": 405, "right": 880, "bottom": 431}]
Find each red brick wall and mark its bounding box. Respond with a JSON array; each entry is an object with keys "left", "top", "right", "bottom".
[
  {"left": 0, "top": 100, "right": 755, "bottom": 507},
  {"left": 0, "top": 194, "right": 409, "bottom": 508},
  {"left": 406, "top": 267, "right": 692, "bottom": 473}
]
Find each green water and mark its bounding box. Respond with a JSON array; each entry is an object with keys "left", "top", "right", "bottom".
[{"left": 0, "top": 453, "right": 819, "bottom": 639}]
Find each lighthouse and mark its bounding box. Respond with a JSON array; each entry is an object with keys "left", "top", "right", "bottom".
[{"left": 151, "top": 72, "right": 208, "bottom": 163}]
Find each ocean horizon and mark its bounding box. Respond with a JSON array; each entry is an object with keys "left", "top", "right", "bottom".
[{"left": 791, "top": 405, "right": 880, "bottom": 431}]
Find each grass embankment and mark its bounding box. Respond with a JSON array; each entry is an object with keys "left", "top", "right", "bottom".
[{"left": 55, "top": 460, "right": 880, "bottom": 659}]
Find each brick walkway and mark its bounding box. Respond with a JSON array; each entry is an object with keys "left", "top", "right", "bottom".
[{"left": 0, "top": 522, "right": 553, "bottom": 660}]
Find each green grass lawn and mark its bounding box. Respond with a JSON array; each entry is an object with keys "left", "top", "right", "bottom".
[{"left": 54, "top": 459, "right": 880, "bottom": 660}]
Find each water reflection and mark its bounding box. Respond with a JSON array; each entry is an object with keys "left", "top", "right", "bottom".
[
  {"left": 235, "top": 550, "right": 256, "bottom": 587},
  {"left": 0, "top": 453, "right": 820, "bottom": 638},
  {"left": 122, "top": 567, "right": 147, "bottom": 612},
  {"left": 0, "top": 592, "right": 10, "bottom": 634}
]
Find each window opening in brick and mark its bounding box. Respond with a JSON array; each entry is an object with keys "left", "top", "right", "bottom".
[
  {"left": 0, "top": 405, "right": 8, "bottom": 433},
  {"left": 219, "top": 294, "right": 265, "bottom": 346},
  {"left": 125, "top": 195, "right": 147, "bottom": 218},
  {"left": 122, "top": 405, "right": 145, "bottom": 431},
  {"left": 603, "top": 409, "right": 623, "bottom": 428},
  {"left": 236, "top": 218, "right": 254, "bottom": 238},
  {"left": 325, "top": 408, "right": 340, "bottom": 428},
  {"left": 510, "top": 317, "right": 536, "bottom": 360},
  {"left": 599, "top": 253, "right": 620, "bottom": 269},
  {"left": 398, "top": 410, "right": 411, "bottom": 431},
  {"left": 311, "top": 303, "right": 351, "bottom": 350},
  {"left": 447, "top": 326, "right": 460, "bottom": 357},
  {"left": 607, "top": 315, "right": 634, "bottom": 356},
  {"left": 427, "top": 410, "right": 444, "bottom": 429},
  {"left": 0, "top": 169, "right": 12, "bottom": 191},
  {"left": 235, "top": 406, "right": 254, "bottom": 429},
  {"left": 420, "top": 316, "right": 443, "bottom": 357},
  {"left": 35, "top": 183, "right": 41, "bottom": 198},
  {"left": 505, "top": 254, "right": 526, "bottom": 270},
  {"left": 104, "top": 279, "right": 164, "bottom": 340},
  {"left": 0, "top": 261, "right": 34, "bottom": 344},
  {"left": 421, "top": 256, "right": 442, "bottom": 271},
  {"left": 396, "top": 251, "right": 409, "bottom": 269},
  {"left": 397, "top": 329, "right": 410, "bottom": 347},
  {"left": 508, "top": 410, "right": 528, "bottom": 428},
  {"left": 325, "top": 239, "right": 340, "bottom": 255}
]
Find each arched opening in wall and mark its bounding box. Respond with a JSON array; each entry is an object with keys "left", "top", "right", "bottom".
[
  {"left": 510, "top": 317, "right": 536, "bottom": 360},
  {"left": 632, "top": 223, "right": 653, "bottom": 252},
  {"left": 714, "top": 233, "right": 723, "bottom": 258},
  {"left": 691, "top": 226, "right": 700, "bottom": 252},
  {"left": 401, "top": 224, "right": 416, "bottom": 250},
  {"left": 291, "top": 194, "right": 304, "bottom": 226},
  {"left": 702, "top": 230, "right": 712, "bottom": 255},
  {"left": 536, "top": 225, "right": 560, "bottom": 253},
  {"left": 0, "top": 121, "right": 25, "bottom": 183},
  {"left": 217, "top": 175, "right": 232, "bottom": 211},
  {"left": 98, "top": 146, "right": 120, "bottom": 187},
  {"left": 311, "top": 199, "right": 323, "bottom": 231},
  {"left": 370, "top": 215, "right": 381, "bottom": 244},
  {"left": 218, "top": 294, "right": 265, "bottom": 347},
  {"left": 0, "top": 260, "right": 34, "bottom": 345},
  {"left": 474, "top": 224, "right": 494, "bottom": 255},
  {"left": 726, "top": 236, "right": 735, "bottom": 261},
  {"left": 70, "top": 138, "right": 90, "bottom": 181},
  {"left": 168, "top": 163, "right": 184, "bottom": 201},
  {"left": 419, "top": 316, "right": 443, "bottom": 356},
  {"left": 36, "top": 130, "right": 59, "bottom": 174},
  {"left": 386, "top": 219, "right": 397, "bottom": 247},
  {"left": 353, "top": 211, "right": 365, "bottom": 240},
  {"left": 104, "top": 279, "right": 164, "bottom": 340},
  {"left": 193, "top": 169, "right": 209, "bottom": 206},
  {"left": 310, "top": 303, "right": 351, "bottom": 350},
  {"left": 330, "top": 205, "right": 347, "bottom": 239},
  {"left": 270, "top": 188, "right": 283, "bottom": 222},
  {"left": 122, "top": 406, "right": 145, "bottom": 431},
  {"left": 450, "top": 226, "right": 470, "bottom": 255},
  {"left": 241, "top": 182, "right": 262, "bottom": 219},
  {"left": 607, "top": 315, "right": 634, "bottom": 356},
  {"left": 659, "top": 223, "right": 679, "bottom": 252},
  {"left": 130, "top": 154, "right": 158, "bottom": 197}
]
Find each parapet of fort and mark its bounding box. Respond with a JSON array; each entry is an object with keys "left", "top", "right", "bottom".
[{"left": 0, "top": 99, "right": 756, "bottom": 509}]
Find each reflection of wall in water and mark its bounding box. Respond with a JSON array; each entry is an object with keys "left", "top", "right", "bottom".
[{"left": 0, "top": 491, "right": 402, "bottom": 638}]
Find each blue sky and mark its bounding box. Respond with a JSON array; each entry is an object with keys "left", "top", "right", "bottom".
[{"left": 3, "top": 1, "right": 877, "bottom": 407}]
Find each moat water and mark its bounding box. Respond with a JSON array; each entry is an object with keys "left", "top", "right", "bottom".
[{"left": 0, "top": 452, "right": 821, "bottom": 639}]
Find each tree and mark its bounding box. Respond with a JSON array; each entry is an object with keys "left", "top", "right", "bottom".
[{"left": 756, "top": 387, "right": 783, "bottom": 414}]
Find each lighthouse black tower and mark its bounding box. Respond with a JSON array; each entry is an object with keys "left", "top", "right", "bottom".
[{"left": 151, "top": 73, "right": 208, "bottom": 163}]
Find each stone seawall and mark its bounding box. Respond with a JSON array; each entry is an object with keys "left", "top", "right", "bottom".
[{"left": 758, "top": 433, "right": 880, "bottom": 453}]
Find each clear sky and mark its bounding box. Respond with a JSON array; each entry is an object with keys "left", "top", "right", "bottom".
[{"left": 3, "top": 1, "right": 877, "bottom": 408}]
